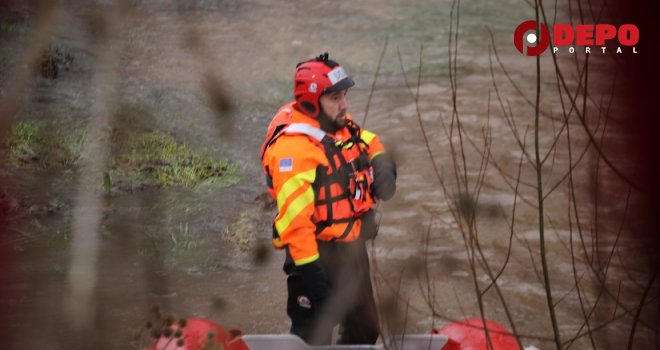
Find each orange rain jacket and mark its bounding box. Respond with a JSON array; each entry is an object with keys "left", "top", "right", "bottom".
[{"left": 261, "top": 102, "right": 386, "bottom": 266}]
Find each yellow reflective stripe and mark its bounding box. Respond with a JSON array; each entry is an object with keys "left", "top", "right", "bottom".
[
  {"left": 369, "top": 150, "right": 385, "bottom": 161},
  {"left": 295, "top": 253, "right": 320, "bottom": 266},
  {"left": 275, "top": 186, "right": 315, "bottom": 234},
  {"left": 361, "top": 130, "right": 377, "bottom": 145},
  {"left": 277, "top": 169, "right": 317, "bottom": 211}
]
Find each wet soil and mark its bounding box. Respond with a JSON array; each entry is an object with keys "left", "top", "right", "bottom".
[{"left": 1, "top": 1, "right": 654, "bottom": 349}]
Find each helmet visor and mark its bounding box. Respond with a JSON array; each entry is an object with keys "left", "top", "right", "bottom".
[{"left": 324, "top": 76, "right": 355, "bottom": 94}]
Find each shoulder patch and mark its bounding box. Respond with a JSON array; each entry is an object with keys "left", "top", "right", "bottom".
[{"left": 279, "top": 157, "right": 293, "bottom": 172}]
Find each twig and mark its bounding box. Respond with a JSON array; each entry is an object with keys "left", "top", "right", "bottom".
[
  {"left": 362, "top": 36, "right": 388, "bottom": 128},
  {"left": 534, "top": 1, "right": 561, "bottom": 348}
]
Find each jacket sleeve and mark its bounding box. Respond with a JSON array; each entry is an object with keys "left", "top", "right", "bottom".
[
  {"left": 360, "top": 129, "right": 397, "bottom": 201},
  {"left": 359, "top": 129, "right": 386, "bottom": 160},
  {"left": 267, "top": 136, "right": 326, "bottom": 266},
  {"left": 371, "top": 153, "right": 397, "bottom": 201}
]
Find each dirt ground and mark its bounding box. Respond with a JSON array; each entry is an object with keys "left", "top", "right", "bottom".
[{"left": 1, "top": 1, "right": 656, "bottom": 349}]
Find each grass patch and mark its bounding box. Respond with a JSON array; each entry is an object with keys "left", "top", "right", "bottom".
[
  {"left": 160, "top": 221, "right": 213, "bottom": 270},
  {"left": 224, "top": 210, "right": 259, "bottom": 251},
  {"left": 109, "top": 130, "right": 239, "bottom": 189},
  {"left": 168, "top": 222, "right": 205, "bottom": 255},
  {"left": 4, "top": 121, "right": 81, "bottom": 168},
  {"left": 4, "top": 120, "right": 239, "bottom": 190}
]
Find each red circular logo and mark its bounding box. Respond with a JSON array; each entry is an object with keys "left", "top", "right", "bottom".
[{"left": 514, "top": 20, "right": 551, "bottom": 56}]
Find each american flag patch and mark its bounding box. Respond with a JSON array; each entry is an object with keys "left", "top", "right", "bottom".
[{"left": 279, "top": 158, "right": 293, "bottom": 172}]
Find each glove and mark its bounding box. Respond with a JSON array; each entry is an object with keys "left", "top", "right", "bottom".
[
  {"left": 359, "top": 210, "right": 378, "bottom": 241},
  {"left": 297, "top": 260, "right": 331, "bottom": 308},
  {"left": 371, "top": 153, "right": 397, "bottom": 201}
]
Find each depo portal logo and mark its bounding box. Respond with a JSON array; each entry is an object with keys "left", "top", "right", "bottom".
[
  {"left": 514, "top": 20, "right": 639, "bottom": 56},
  {"left": 514, "top": 20, "right": 550, "bottom": 56}
]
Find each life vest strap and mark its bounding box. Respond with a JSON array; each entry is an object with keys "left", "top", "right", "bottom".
[
  {"left": 314, "top": 192, "right": 350, "bottom": 206},
  {"left": 284, "top": 123, "right": 328, "bottom": 143},
  {"left": 265, "top": 120, "right": 374, "bottom": 239},
  {"left": 329, "top": 217, "right": 356, "bottom": 242}
]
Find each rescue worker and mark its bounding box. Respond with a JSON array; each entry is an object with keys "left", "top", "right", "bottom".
[{"left": 260, "top": 53, "right": 397, "bottom": 345}]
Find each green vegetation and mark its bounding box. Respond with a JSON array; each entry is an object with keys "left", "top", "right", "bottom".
[
  {"left": 224, "top": 210, "right": 259, "bottom": 251},
  {"left": 5, "top": 121, "right": 239, "bottom": 190},
  {"left": 169, "top": 222, "right": 205, "bottom": 254},
  {"left": 6, "top": 121, "right": 39, "bottom": 161},
  {"left": 5, "top": 121, "right": 81, "bottom": 167},
  {"left": 109, "top": 130, "right": 238, "bottom": 189}
]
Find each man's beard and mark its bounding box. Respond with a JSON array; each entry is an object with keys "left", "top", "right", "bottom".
[{"left": 318, "top": 110, "right": 347, "bottom": 134}]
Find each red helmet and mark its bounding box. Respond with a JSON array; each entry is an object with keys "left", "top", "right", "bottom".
[{"left": 294, "top": 53, "right": 355, "bottom": 118}]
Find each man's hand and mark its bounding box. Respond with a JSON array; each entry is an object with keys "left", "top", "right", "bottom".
[
  {"left": 297, "top": 260, "right": 331, "bottom": 307},
  {"left": 371, "top": 153, "right": 397, "bottom": 201}
]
